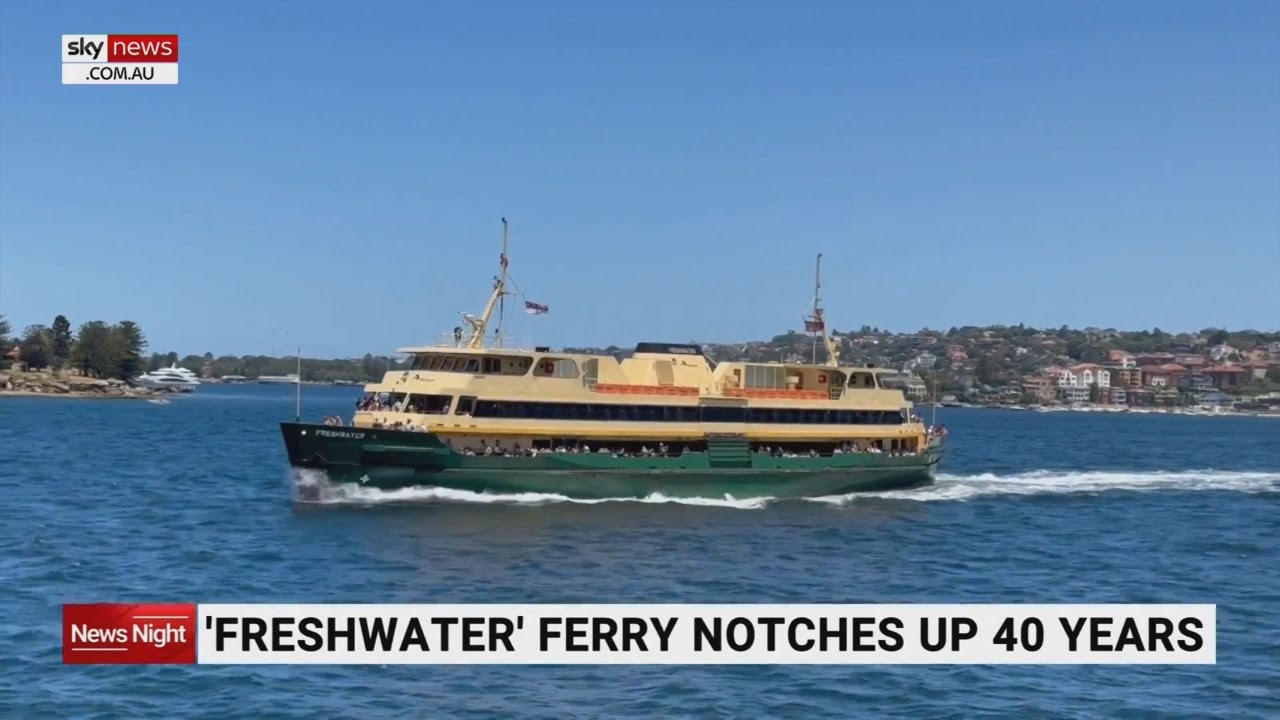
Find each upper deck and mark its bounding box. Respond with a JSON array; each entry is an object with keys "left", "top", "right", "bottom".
[{"left": 363, "top": 341, "right": 912, "bottom": 413}]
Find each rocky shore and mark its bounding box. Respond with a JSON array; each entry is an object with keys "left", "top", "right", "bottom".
[{"left": 0, "top": 371, "right": 159, "bottom": 399}]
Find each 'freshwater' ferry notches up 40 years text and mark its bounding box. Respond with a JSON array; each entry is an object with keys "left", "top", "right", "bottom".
[{"left": 280, "top": 219, "right": 946, "bottom": 499}]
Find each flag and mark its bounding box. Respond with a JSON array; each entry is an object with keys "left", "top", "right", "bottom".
[
  {"left": 804, "top": 317, "right": 824, "bottom": 333},
  {"left": 525, "top": 300, "right": 549, "bottom": 315}
]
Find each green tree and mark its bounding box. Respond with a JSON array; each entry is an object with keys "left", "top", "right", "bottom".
[
  {"left": 0, "top": 314, "right": 10, "bottom": 370},
  {"left": 1206, "top": 329, "right": 1229, "bottom": 346},
  {"left": 19, "top": 325, "right": 54, "bottom": 369},
  {"left": 112, "top": 321, "right": 147, "bottom": 380},
  {"left": 51, "top": 315, "right": 73, "bottom": 368},
  {"left": 72, "top": 321, "right": 116, "bottom": 377}
]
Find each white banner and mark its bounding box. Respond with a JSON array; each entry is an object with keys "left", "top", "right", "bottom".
[{"left": 196, "top": 604, "right": 1215, "bottom": 665}]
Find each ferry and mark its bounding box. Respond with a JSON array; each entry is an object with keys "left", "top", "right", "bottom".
[
  {"left": 280, "top": 220, "right": 945, "bottom": 499},
  {"left": 257, "top": 373, "right": 300, "bottom": 385}
]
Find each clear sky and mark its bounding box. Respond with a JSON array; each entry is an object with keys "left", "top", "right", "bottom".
[{"left": 1, "top": 1, "right": 1277, "bottom": 358}]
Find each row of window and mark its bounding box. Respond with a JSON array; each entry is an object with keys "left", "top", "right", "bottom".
[
  {"left": 469, "top": 400, "right": 906, "bottom": 425},
  {"left": 409, "top": 355, "right": 526, "bottom": 375}
]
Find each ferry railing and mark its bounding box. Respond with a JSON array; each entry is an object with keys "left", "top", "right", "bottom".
[{"left": 426, "top": 333, "right": 540, "bottom": 350}]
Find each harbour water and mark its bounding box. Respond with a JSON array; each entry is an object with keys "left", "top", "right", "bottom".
[{"left": 1, "top": 385, "right": 1277, "bottom": 718}]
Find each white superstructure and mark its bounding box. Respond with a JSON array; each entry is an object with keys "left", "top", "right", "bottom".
[
  {"left": 133, "top": 364, "right": 201, "bottom": 392},
  {"left": 257, "top": 373, "right": 300, "bottom": 385}
]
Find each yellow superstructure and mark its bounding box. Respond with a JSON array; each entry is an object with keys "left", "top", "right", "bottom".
[{"left": 348, "top": 220, "right": 927, "bottom": 453}]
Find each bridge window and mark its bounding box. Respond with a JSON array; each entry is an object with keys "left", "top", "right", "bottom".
[{"left": 533, "top": 358, "right": 579, "bottom": 378}]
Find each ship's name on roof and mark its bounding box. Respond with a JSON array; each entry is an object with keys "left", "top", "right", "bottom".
[{"left": 635, "top": 342, "right": 703, "bottom": 356}]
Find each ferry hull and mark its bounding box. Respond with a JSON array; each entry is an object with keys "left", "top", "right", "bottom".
[{"left": 281, "top": 423, "right": 941, "bottom": 499}]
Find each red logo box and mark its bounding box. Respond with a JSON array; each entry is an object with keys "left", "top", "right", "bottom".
[
  {"left": 106, "top": 34, "right": 179, "bottom": 63},
  {"left": 63, "top": 603, "right": 196, "bottom": 664}
]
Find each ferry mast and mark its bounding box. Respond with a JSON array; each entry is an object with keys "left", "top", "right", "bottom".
[
  {"left": 807, "top": 253, "right": 840, "bottom": 367},
  {"left": 460, "top": 218, "right": 511, "bottom": 348}
]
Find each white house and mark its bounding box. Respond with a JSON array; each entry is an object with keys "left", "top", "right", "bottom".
[
  {"left": 1057, "top": 363, "right": 1111, "bottom": 388},
  {"left": 1210, "top": 344, "right": 1240, "bottom": 362},
  {"left": 906, "top": 352, "right": 938, "bottom": 370}
]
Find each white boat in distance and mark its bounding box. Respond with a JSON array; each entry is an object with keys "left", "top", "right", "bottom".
[
  {"left": 256, "top": 373, "right": 300, "bottom": 384},
  {"left": 133, "top": 364, "right": 201, "bottom": 392}
]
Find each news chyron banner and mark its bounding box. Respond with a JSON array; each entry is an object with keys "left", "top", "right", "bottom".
[
  {"left": 63, "top": 604, "right": 1215, "bottom": 665},
  {"left": 62, "top": 34, "right": 178, "bottom": 85}
]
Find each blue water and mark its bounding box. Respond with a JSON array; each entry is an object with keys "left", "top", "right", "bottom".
[{"left": 2, "top": 385, "right": 1278, "bottom": 718}]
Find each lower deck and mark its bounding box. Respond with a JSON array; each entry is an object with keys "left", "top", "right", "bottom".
[{"left": 282, "top": 423, "right": 945, "bottom": 499}]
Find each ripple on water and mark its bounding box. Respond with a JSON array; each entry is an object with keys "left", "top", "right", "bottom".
[{"left": 1, "top": 392, "right": 1278, "bottom": 718}]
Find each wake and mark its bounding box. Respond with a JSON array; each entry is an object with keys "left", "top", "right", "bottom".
[{"left": 291, "top": 468, "right": 1279, "bottom": 509}]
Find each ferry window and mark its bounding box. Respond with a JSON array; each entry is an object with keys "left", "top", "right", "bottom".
[
  {"left": 407, "top": 394, "right": 452, "bottom": 414},
  {"left": 482, "top": 357, "right": 501, "bottom": 374},
  {"left": 410, "top": 355, "right": 425, "bottom": 370},
  {"left": 428, "top": 356, "right": 443, "bottom": 370},
  {"left": 702, "top": 406, "right": 745, "bottom": 423},
  {"left": 744, "top": 365, "right": 785, "bottom": 389},
  {"left": 554, "top": 359, "right": 579, "bottom": 378},
  {"left": 464, "top": 358, "right": 480, "bottom": 373},
  {"left": 455, "top": 396, "right": 476, "bottom": 415},
  {"left": 442, "top": 357, "right": 458, "bottom": 372},
  {"left": 653, "top": 361, "right": 675, "bottom": 386}
]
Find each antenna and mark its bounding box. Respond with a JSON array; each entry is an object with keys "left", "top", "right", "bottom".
[
  {"left": 930, "top": 371, "right": 938, "bottom": 429},
  {"left": 462, "top": 217, "right": 510, "bottom": 349},
  {"left": 295, "top": 346, "right": 302, "bottom": 421},
  {"left": 805, "top": 252, "right": 840, "bottom": 367}
]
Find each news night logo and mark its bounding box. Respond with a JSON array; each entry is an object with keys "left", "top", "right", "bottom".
[
  {"left": 62, "top": 603, "right": 196, "bottom": 664},
  {"left": 62, "top": 34, "right": 179, "bottom": 85}
]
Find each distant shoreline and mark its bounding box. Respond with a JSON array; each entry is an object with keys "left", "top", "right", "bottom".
[
  {"left": 0, "top": 371, "right": 158, "bottom": 400},
  {"left": 0, "top": 390, "right": 150, "bottom": 400}
]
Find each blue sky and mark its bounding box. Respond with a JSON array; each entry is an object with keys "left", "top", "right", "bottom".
[{"left": 1, "top": 1, "right": 1277, "bottom": 357}]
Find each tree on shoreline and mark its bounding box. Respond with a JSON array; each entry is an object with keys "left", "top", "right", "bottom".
[
  {"left": 72, "top": 322, "right": 113, "bottom": 377},
  {"left": 51, "top": 315, "right": 73, "bottom": 369},
  {"left": 0, "top": 315, "right": 10, "bottom": 370},
  {"left": 19, "top": 325, "right": 54, "bottom": 370},
  {"left": 114, "top": 321, "right": 147, "bottom": 380}
]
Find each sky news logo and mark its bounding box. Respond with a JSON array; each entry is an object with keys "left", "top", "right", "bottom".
[{"left": 62, "top": 34, "right": 179, "bottom": 85}]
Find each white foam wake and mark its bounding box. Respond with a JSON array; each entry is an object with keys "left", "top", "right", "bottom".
[
  {"left": 291, "top": 469, "right": 1279, "bottom": 509},
  {"left": 811, "top": 469, "right": 1280, "bottom": 504},
  {"left": 290, "top": 470, "right": 770, "bottom": 509}
]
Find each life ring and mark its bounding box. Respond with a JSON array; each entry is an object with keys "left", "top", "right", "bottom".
[{"left": 818, "top": 373, "right": 827, "bottom": 384}]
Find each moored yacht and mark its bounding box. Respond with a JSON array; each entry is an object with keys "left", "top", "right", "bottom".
[
  {"left": 133, "top": 364, "right": 201, "bottom": 392},
  {"left": 279, "top": 220, "right": 946, "bottom": 499}
]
